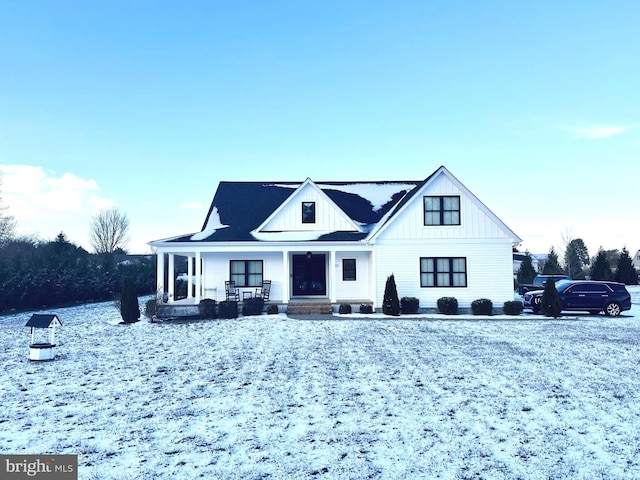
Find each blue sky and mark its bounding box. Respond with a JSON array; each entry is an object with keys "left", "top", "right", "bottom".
[{"left": 1, "top": 1, "right": 638, "bottom": 257}]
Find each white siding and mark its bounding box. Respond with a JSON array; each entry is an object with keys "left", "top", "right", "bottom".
[
  {"left": 261, "top": 183, "right": 356, "bottom": 232},
  {"left": 333, "top": 252, "right": 371, "bottom": 301},
  {"left": 202, "top": 252, "right": 284, "bottom": 302},
  {"left": 377, "top": 173, "right": 511, "bottom": 241},
  {"left": 374, "top": 239, "right": 514, "bottom": 309}
]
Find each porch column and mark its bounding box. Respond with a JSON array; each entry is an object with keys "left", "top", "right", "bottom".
[
  {"left": 168, "top": 254, "right": 175, "bottom": 303},
  {"left": 156, "top": 252, "right": 165, "bottom": 301},
  {"left": 370, "top": 248, "right": 377, "bottom": 310},
  {"left": 187, "top": 255, "right": 194, "bottom": 299},
  {"left": 195, "top": 251, "right": 202, "bottom": 303},
  {"left": 282, "top": 250, "right": 289, "bottom": 304},
  {"left": 329, "top": 250, "right": 337, "bottom": 304}
]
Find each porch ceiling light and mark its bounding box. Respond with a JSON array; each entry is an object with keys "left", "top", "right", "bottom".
[{"left": 306, "top": 251, "right": 312, "bottom": 260}]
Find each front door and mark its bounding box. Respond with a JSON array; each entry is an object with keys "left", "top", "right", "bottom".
[{"left": 292, "top": 254, "right": 326, "bottom": 296}]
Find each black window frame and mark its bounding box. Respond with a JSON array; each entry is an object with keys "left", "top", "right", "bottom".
[
  {"left": 420, "top": 257, "right": 467, "bottom": 287},
  {"left": 423, "top": 195, "right": 461, "bottom": 226},
  {"left": 302, "top": 202, "right": 316, "bottom": 224},
  {"left": 229, "top": 260, "right": 264, "bottom": 287},
  {"left": 342, "top": 258, "right": 357, "bottom": 281}
]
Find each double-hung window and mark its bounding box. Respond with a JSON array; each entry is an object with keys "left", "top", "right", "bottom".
[
  {"left": 424, "top": 196, "right": 460, "bottom": 225},
  {"left": 230, "top": 260, "right": 263, "bottom": 287},
  {"left": 420, "top": 257, "right": 467, "bottom": 287}
]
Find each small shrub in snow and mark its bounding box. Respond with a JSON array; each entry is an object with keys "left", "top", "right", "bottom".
[
  {"left": 359, "top": 304, "right": 373, "bottom": 314},
  {"left": 400, "top": 297, "right": 419, "bottom": 314},
  {"left": 339, "top": 304, "right": 352, "bottom": 314},
  {"left": 242, "top": 297, "right": 264, "bottom": 316},
  {"left": 218, "top": 301, "right": 238, "bottom": 319},
  {"left": 437, "top": 297, "right": 458, "bottom": 315},
  {"left": 471, "top": 298, "right": 493, "bottom": 315},
  {"left": 144, "top": 299, "right": 157, "bottom": 319},
  {"left": 266, "top": 304, "right": 279, "bottom": 315},
  {"left": 503, "top": 300, "right": 523, "bottom": 316},
  {"left": 198, "top": 299, "right": 217, "bottom": 319}
]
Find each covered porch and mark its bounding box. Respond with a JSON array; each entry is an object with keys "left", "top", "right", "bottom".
[{"left": 153, "top": 244, "right": 376, "bottom": 309}]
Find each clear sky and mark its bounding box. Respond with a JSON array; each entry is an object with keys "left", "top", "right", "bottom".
[{"left": 1, "top": 1, "right": 638, "bottom": 258}]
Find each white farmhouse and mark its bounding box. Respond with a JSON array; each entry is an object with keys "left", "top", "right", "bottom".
[{"left": 149, "top": 166, "right": 521, "bottom": 314}]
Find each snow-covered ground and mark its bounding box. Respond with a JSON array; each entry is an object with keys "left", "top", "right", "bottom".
[{"left": 1, "top": 288, "right": 639, "bottom": 479}]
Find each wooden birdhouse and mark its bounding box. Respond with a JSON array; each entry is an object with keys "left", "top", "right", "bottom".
[{"left": 25, "top": 314, "right": 62, "bottom": 361}]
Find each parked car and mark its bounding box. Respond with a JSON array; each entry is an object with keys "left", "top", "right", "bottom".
[
  {"left": 517, "top": 274, "right": 571, "bottom": 295},
  {"left": 523, "top": 280, "right": 632, "bottom": 316}
]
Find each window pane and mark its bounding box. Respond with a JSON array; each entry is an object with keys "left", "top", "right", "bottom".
[
  {"left": 425, "top": 211, "right": 438, "bottom": 225},
  {"left": 443, "top": 197, "right": 459, "bottom": 210},
  {"left": 424, "top": 197, "right": 440, "bottom": 210},
  {"left": 421, "top": 273, "right": 434, "bottom": 287},
  {"left": 437, "top": 273, "right": 450, "bottom": 286},
  {"left": 437, "top": 258, "right": 450, "bottom": 272},
  {"left": 453, "top": 273, "right": 466, "bottom": 286},
  {"left": 343, "top": 259, "right": 356, "bottom": 281},
  {"left": 452, "top": 258, "right": 466, "bottom": 271}
]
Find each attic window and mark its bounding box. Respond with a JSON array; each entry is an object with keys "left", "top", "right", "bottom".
[
  {"left": 424, "top": 196, "right": 460, "bottom": 226},
  {"left": 302, "top": 202, "right": 316, "bottom": 223}
]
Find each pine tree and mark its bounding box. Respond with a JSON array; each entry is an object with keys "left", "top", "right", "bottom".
[
  {"left": 564, "top": 238, "right": 589, "bottom": 279},
  {"left": 382, "top": 274, "right": 400, "bottom": 316},
  {"left": 517, "top": 252, "right": 537, "bottom": 285},
  {"left": 542, "top": 247, "right": 564, "bottom": 275},
  {"left": 120, "top": 276, "right": 140, "bottom": 323},
  {"left": 590, "top": 247, "right": 612, "bottom": 281},
  {"left": 541, "top": 275, "right": 563, "bottom": 318},
  {"left": 614, "top": 247, "right": 639, "bottom": 285}
]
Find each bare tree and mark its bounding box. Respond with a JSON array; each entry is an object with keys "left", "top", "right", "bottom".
[
  {"left": 89, "top": 208, "right": 130, "bottom": 254},
  {"left": 0, "top": 175, "right": 16, "bottom": 246}
]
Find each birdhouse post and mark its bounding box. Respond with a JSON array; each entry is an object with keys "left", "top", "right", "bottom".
[{"left": 25, "top": 314, "right": 62, "bottom": 361}]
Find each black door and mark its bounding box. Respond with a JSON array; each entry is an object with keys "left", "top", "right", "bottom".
[{"left": 292, "top": 254, "right": 326, "bottom": 296}]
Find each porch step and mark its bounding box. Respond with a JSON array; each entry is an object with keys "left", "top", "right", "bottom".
[{"left": 286, "top": 302, "right": 333, "bottom": 315}]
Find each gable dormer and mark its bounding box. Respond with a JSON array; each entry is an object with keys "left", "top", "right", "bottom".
[{"left": 252, "top": 178, "right": 362, "bottom": 239}]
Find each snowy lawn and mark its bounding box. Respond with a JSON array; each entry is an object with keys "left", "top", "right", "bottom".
[{"left": 1, "top": 288, "right": 640, "bottom": 479}]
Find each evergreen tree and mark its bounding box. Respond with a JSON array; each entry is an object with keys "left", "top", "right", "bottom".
[
  {"left": 120, "top": 276, "right": 140, "bottom": 323},
  {"left": 382, "top": 274, "right": 400, "bottom": 316},
  {"left": 541, "top": 275, "right": 563, "bottom": 318},
  {"left": 614, "top": 247, "right": 639, "bottom": 285},
  {"left": 517, "top": 252, "right": 537, "bottom": 285},
  {"left": 590, "top": 247, "right": 613, "bottom": 281},
  {"left": 564, "top": 238, "right": 589, "bottom": 279},
  {"left": 542, "top": 247, "right": 564, "bottom": 274}
]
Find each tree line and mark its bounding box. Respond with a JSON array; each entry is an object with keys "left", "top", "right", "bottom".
[
  {"left": 0, "top": 177, "right": 155, "bottom": 313},
  {"left": 516, "top": 239, "right": 639, "bottom": 286}
]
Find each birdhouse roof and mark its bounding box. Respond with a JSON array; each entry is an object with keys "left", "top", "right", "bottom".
[{"left": 26, "top": 314, "right": 62, "bottom": 328}]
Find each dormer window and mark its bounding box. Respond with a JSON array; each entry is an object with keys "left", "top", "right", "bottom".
[
  {"left": 424, "top": 196, "right": 460, "bottom": 225},
  {"left": 302, "top": 202, "right": 316, "bottom": 223}
]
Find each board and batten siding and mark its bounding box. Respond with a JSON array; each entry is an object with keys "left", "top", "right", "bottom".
[
  {"left": 378, "top": 172, "right": 512, "bottom": 241},
  {"left": 374, "top": 240, "right": 515, "bottom": 308},
  {"left": 202, "top": 252, "right": 284, "bottom": 303},
  {"left": 261, "top": 183, "right": 356, "bottom": 233}
]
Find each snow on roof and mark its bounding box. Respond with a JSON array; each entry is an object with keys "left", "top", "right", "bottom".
[
  {"left": 268, "top": 182, "right": 416, "bottom": 212},
  {"left": 191, "top": 206, "right": 228, "bottom": 240},
  {"left": 317, "top": 183, "right": 416, "bottom": 212}
]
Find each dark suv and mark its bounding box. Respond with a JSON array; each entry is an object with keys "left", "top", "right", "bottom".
[{"left": 523, "top": 280, "right": 631, "bottom": 316}]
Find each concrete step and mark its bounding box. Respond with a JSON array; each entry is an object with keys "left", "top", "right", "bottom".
[{"left": 286, "top": 302, "right": 333, "bottom": 315}]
